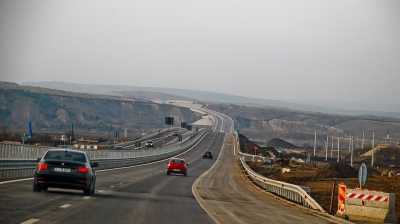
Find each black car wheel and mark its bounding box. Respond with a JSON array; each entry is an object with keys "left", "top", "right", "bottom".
[
  {"left": 91, "top": 182, "right": 95, "bottom": 195},
  {"left": 167, "top": 172, "right": 170, "bottom": 175},
  {"left": 184, "top": 172, "right": 187, "bottom": 177},
  {"left": 84, "top": 182, "right": 92, "bottom": 196},
  {"left": 33, "top": 183, "right": 41, "bottom": 192}
]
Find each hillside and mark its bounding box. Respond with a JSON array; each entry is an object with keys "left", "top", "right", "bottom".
[
  {"left": 206, "top": 103, "right": 400, "bottom": 148},
  {"left": 0, "top": 82, "right": 200, "bottom": 137},
  {"left": 22, "top": 81, "right": 400, "bottom": 118}
]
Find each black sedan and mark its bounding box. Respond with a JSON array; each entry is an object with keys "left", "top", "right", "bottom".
[
  {"left": 203, "top": 151, "right": 213, "bottom": 159},
  {"left": 33, "top": 148, "right": 99, "bottom": 196}
]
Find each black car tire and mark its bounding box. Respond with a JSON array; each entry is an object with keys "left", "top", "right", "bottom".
[
  {"left": 91, "top": 183, "right": 95, "bottom": 195},
  {"left": 167, "top": 172, "right": 170, "bottom": 175},
  {"left": 33, "top": 183, "right": 41, "bottom": 192},
  {"left": 184, "top": 172, "right": 187, "bottom": 177},
  {"left": 84, "top": 183, "right": 92, "bottom": 196}
]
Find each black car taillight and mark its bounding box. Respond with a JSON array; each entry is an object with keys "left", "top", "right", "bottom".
[
  {"left": 38, "top": 163, "right": 48, "bottom": 170},
  {"left": 77, "top": 167, "right": 88, "bottom": 173}
]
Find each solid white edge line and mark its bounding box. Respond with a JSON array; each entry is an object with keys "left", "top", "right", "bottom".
[
  {"left": 0, "top": 178, "right": 33, "bottom": 185},
  {"left": 192, "top": 133, "right": 229, "bottom": 224}
]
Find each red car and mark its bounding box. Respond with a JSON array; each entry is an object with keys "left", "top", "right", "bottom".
[
  {"left": 172, "top": 131, "right": 179, "bottom": 136},
  {"left": 166, "top": 158, "right": 188, "bottom": 176}
]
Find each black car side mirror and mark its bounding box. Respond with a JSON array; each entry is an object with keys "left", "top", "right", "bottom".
[{"left": 186, "top": 163, "right": 189, "bottom": 166}]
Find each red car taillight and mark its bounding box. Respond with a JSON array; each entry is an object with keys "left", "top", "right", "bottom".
[
  {"left": 77, "top": 167, "right": 88, "bottom": 173},
  {"left": 38, "top": 163, "right": 48, "bottom": 170}
]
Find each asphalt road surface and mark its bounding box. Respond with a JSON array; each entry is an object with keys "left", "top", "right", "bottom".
[
  {"left": 194, "top": 133, "right": 350, "bottom": 224},
  {"left": 0, "top": 132, "right": 223, "bottom": 224},
  {"left": 0, "top": 132, "right": 349, "bottom": 224}
]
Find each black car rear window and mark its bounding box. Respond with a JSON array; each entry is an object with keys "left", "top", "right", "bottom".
[{"left": 45, "top": 151, "right": 87, "bottom": 162}]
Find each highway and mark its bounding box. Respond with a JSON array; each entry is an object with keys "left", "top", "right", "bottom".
[
  {"left": 0, "top": 132, "right": 348, "bottom": 224},
  {"left": 0, "top": 132, "right": 223, "bottom": 224},
  {"left": 194, "top": 134, "right": 347, "bottom": 224}
]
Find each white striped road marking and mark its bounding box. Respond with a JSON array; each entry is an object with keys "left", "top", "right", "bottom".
[
  {"left": 21, "top": 219, "right": 40, "bottom": 224},
  {"left": 83, "top": 196, "right": 91, "bottom": 199},
  {"left": 60, "top": 204, "right": 71, "bottom": 208},
  {"left": 110, "top": 186, "right": 115, "bottom": 188},
  {"left": 98, "top": 190, "right": 105, "bottom": 193}
]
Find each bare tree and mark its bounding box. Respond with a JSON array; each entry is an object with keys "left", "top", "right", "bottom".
[{"left": 0, "top": 124, "right": 11, "bottom": 140}]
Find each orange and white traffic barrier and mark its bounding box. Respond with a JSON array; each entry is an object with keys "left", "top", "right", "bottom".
[
  {"left": 338, "top": 184, "right": 346, "bottom": 214},
  {"left": 337, "top": 187, "right": 397, "bottom": 223}
]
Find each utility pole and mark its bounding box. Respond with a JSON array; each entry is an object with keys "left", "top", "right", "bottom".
[
  {"left": 325, "top": 135, "right": 328, "bottom": 161},
  {"left": 313, "top": 131, "right": 316, "bottom": 157},
  {"left": 348, "top": 134, "right": 352, "bottom": 153},
  {"left": 371, "top": 131, "right": 375, "bottom": 167},
  {"left": 362, "top": 131, "right": 365, "bottom": 149},
  {"left": 337, "top": 136, "right": 340, "bottom": 162},
  {"left": 351, "top": 136, "right": 354, "bottom": 167}
]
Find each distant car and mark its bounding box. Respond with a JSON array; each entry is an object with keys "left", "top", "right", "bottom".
[
  {"left": 114, "top": 145, "right": 123, "bottom": 150},
  {"left": 166, "top": 158, "right": 188, "bottom": 176},
  {"left": 145, "top": 140, "right": 153, "bottom": 147},
  {"left": 203, "top": 151, "right": 213, "bottom": 159},
  {"left": 173, "top": 131, "right": 179, "bottom": 136},
  {"left": 33, "top": 148, "right": 98, "bottom": 196}
]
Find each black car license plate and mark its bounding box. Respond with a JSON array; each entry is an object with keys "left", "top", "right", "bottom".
[{"left": 55, "top": 167, "right": 71, "bottom": 172}]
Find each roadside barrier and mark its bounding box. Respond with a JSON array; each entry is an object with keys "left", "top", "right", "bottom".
[
  {"left": 234, "top": 131, "right": 325, "bottom": 213},
  {"left": 337, "top": 188, "right": 397, "bottom": 223},
  {"left": 0, "top": 129, "right": 210, "bottom": 181}
]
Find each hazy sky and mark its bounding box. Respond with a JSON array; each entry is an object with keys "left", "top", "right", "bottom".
[{"left": 1, "top": 1, "right": 399, "bottom": 105}]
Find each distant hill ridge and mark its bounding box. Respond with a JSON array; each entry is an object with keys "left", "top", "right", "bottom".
[
  {"left": 21, "top": 81, "right": 400, "bottom": 118},
  {"left": 0, "top": 82, "right": 199, "bottom": 135}
]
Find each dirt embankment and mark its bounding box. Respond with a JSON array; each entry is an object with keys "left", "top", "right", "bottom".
[{"left": 248, "top": 159, "right": 400, "bottom": 223}]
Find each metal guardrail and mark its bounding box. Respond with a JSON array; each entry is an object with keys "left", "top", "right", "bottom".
[
  {"left": 0, "top": 129, "right": 210, "bottom": 180},
  {"left": 234, "top": 131, "right": 326, "bottom": 213}
]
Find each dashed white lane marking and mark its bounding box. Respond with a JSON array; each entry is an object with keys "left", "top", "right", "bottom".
[
  {"left": 119, "top": 182, "right": 123, "bottom": 185},
  {"left": 110, "top": 186, "right": 115, "bottom": 188},
  {"left": 83, "top": 196, "right": 91, "bottom": 199},
  {"left": 60, "top": 204, "right": 71, "bottom": 208},
  {"left": 21, "top": 219, "right": 40, "bottom": 224},
  {"left": 98, "top": 190, "right": 105, "bottom": 193}
]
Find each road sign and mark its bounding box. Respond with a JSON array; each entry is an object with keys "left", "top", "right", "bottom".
[
  {"left": 338, "top": 184, "right": 346, "bottom": 214},
  {"left": 254, "top": 146, "right": 258, "bottom": 151},
  {"left": 358, "top": 163, "right": 367, "bottom": 188}
]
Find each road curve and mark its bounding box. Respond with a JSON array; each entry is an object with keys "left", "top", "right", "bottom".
[{"left": 193, "top": 133, "right": 351, "bottom": 224}]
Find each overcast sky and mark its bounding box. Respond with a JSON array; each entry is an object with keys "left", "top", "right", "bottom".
[{"left": 1, "top": 1, "right": 399, "bottom": 106}]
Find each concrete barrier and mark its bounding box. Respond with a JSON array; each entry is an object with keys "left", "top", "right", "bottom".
[{"left": 337, "top": 188, "right": 397, "bottom": 223}]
